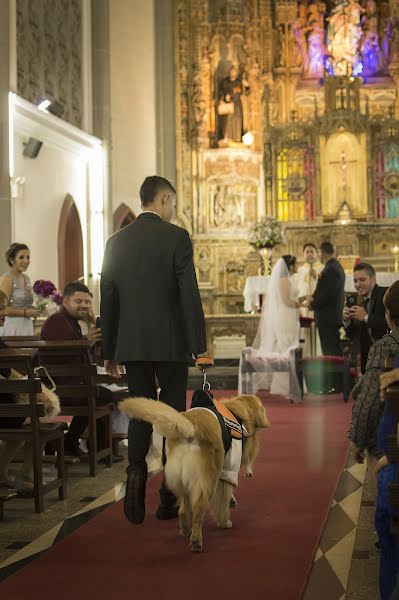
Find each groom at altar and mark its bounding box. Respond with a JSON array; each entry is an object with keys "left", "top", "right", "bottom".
[{"left": 310, "top": 242, "right": 345, "bottom": 358}]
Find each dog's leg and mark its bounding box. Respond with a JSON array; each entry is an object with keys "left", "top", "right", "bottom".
[
  {"left": 179, "top": 494, "right": 192, "bottom": 537},
  {"left": 211, "top": 480, "right": 233, "bottom": 529},
  {"left": 242, "top": 435, "right": 259, "bottom": 477},
  {"left": 190, "top": 493, "right": 207, "bottom": 553}
]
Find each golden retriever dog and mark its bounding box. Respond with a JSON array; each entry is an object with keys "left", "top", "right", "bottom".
[{"left": 119, "top": 394, "right": 270, "bottom": 552}]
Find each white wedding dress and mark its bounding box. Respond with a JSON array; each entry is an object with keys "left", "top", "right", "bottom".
[{"left": 239, "top": 258, "right": 302, "bottom": 403}]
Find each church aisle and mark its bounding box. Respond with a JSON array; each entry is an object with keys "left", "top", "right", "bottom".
[{"left": 0, "top": 393, "right": 353, "bottom": 599}]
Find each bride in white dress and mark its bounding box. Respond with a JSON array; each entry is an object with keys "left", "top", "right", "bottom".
[{"left": 239, "top": 256, "right": 305, "bottom": 403}]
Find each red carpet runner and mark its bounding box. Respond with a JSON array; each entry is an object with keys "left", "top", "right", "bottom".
[{"left": 1, "top": 393, "right": 352, "bottom": 600}]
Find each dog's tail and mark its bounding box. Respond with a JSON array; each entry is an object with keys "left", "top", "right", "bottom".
[{"left": 119, "top": 397, "right": 195, "bottom": 440}]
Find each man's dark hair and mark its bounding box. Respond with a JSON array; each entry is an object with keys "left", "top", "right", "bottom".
[
  {"left": 354, "top": 262, "right": 376, "bottom": 278},
  {"left": 320, "top": 241, "right": 334, "bottom": 255},
  {"left": 63, "top": 282, "right": 91, "bottom": 299},
  {"left": 303, "top": 242, "right": 317, "bottom": 252},
  {"left": 139, "top": 176, "right": 176, "bottom": 207}
]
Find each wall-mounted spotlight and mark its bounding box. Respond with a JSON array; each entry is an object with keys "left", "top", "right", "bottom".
[
  {"left": 23, "top": 137, "right": 43, "bottom": 159},
  {"left": 36, "top": 96, "right": 64, "bottom": 118}
]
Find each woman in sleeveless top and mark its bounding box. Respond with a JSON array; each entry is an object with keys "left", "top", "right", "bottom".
[{"left": 0, "top": 243, "right": 41, "bottom": 336}]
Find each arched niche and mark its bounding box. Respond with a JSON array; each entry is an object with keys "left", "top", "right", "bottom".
[
  {"left": 58, "top": 194, "right": 84, "bottom": 291},
  {"left": 113, "top": 203, "right": 136, "bottom": 231}
]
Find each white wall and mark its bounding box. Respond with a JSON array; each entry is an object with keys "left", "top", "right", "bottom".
[
  {"left": 109, "top": 0, "right": 157, "bottom": 216},
  {"left": 10, "top": 95, "right": 103, "bottom": 292}
]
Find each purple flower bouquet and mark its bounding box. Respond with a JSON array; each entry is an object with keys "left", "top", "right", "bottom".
[{"left": 33, "top": 280, "right": 63, "bottom": 315}]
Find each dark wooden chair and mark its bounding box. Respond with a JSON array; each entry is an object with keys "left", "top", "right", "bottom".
[
  {"left": 7, "top": 340, "right": 113, "bottom": 476},
  {"left": 0, "top": 348, "right": 66, "bottom": 516}
]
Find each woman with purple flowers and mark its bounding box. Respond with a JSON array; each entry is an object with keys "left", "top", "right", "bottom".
[{"left": 0, "top": 243, "right": 41, "bottom": 336}]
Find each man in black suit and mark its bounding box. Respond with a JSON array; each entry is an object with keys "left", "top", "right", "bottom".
[
  {"left": 343, "top": 262, "right": 387, "bottom": 373},
  {"left": 100, "top": 176, "right": 208, "bottom": 525},
  {"left": 311, "top": 241, "right": 345, "bottom": 357}
]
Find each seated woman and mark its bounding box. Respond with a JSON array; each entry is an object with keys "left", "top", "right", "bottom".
[
  {"left": 349, "top": 281, "right": 399, "bottom": 471},
  {"left": 0, "top": 290, "right": 57, "bottom": 489}
]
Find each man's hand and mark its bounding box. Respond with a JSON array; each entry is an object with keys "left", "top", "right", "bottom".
[
  {"left": 349, "top": 306, "right": 367, "bottom": 322},
  {"left": 380, "top": 368, "right": 399, "bottom": 394},
  {"left": 86, "top": 326, "right": 101, "bottom": 343},
  {"left": 195, "top": 353, "right": 214, "bottom": 372},
  {"left": 104, "top": 360, "right": 121, "bottom": 379},
  {"left": 350, "top": 442, "right": 365, "bottom": 464},
  {"left": 343, "top": 306, "right": 351, "bottom": 320}
]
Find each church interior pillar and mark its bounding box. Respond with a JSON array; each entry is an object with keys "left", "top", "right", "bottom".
[{"left": 0, "top": 1, "right": 13, "bottom": 272}]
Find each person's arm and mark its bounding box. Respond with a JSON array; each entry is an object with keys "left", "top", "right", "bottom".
[
  {"left": 349, "top": 340, "right": 385, "bottom": 453},
  {"left": 174, "top": 230, "right": 207, "bottom": 356},
  {"left": 100, "top": 239, "right": 119, "bottom": 362},
  {"left": 367, "top": 293, "right": 388, "bottom": 332},
  {"left": 279, "top": 277, "right": 299, "bottom": 308}
]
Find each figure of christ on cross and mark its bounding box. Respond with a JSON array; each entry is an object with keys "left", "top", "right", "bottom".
[{"left": 329, "top": 149, "right": 357, "bottom": 210}]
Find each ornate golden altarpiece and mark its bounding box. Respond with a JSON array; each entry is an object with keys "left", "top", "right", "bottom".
[{"left": 174, "top": 0, "right": 399, "bottom": 315}]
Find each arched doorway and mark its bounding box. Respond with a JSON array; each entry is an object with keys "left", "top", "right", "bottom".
[
  {"left": 58, "top": 194, "right": 84, "bottom": 291},
  {"left": 113, "top": 203, "right": 136, "bottom": 231}
]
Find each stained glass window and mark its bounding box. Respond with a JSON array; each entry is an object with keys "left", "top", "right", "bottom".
[
  {"left": 375, "top": 143, "right": 399, "bottom": 219},
  {"left": 276, "top": 147, "right": 315, "bottom": 222}
]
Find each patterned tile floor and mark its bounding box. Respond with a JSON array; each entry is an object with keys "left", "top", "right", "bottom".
[{"left": 0, "top": 444, "right": 380, "bottom": 598}]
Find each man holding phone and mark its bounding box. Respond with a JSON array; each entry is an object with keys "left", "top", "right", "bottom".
[{"left": 343, "top": 262, "right": 387, "bottom": 373}]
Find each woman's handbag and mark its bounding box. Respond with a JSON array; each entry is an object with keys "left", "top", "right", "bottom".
[{"left": 217, "top": 100, "right": 234, "bottom": 116}]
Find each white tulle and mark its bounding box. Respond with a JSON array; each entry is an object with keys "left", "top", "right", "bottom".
[{"left": 239, "top": 258, "right": 302, "bottom": 403}]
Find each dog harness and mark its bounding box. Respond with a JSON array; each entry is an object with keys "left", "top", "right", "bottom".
[{"left": 189, "top": 389, "right": 248, "bottom": 487}]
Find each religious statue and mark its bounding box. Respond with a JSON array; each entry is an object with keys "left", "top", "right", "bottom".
[
  {"left": 305, "top": 2, "right": 326, "bottom": 78},
  {"left": 218, "top": 65, "right": 250, "bottom": 143},
  {"left": 360, "top": 0, "right": 383, "bottom": 75},
  {"left": 327, "top": 0, "right": 365, "bottom": 76},
  {"left": 292, "top": 3, "right": 309, "bottom": 70}
]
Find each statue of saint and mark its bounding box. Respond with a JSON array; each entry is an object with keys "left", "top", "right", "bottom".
[
  {"left": 361, "top": 0, "right": 383, "bottom": 75},
  {"left": 327, "top": 0, "right": 364, "bottom": 75},
  {"left": 218, "top": 65, "right": 250, "bottom": 143},
  {"left": 305, "top": 2, "right": 326, "bottom": 78}
]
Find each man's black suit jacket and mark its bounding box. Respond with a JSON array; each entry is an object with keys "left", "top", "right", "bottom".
[
  {"left": 312, "top": 258, "right": 345, "bottom": 326},
  {"left": 100, "top": 213, "right": 207, "bottom": 363},
  {"left": 345, "top": 284, "right": 387, "bottom": 373}
]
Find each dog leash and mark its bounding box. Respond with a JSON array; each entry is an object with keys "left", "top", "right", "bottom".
[{"left": 195, "top": 356, "right": 214, "bottom": 392}]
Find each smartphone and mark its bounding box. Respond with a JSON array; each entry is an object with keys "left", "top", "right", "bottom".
[
  {"left": 346, "top": 293, "right": 358, "bottom": 308},
  {"left": 95, "top": 316, "right": 101, "bottom": 329}
]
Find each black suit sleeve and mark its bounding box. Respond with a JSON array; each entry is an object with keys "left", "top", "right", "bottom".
[
  {"left": 368, "top": 291, "right": 387, "bottom": 333},
  {"left": 312, "top": 267, "right": 340, "bottom": 311},
  {"left": 100, "top": 239, "right": 120, "bottom": 360},
  {"left": 174, "top": 231, "right": 207, "bottom": 356}
]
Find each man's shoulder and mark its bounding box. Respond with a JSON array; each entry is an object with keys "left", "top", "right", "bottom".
[{"left": 40, "top": 310, "right": 68, "bottom": 339}]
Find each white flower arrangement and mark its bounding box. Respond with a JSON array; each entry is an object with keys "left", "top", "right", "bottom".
[{"left": 249, "top": 216, "right": 285, "bottom": 249}]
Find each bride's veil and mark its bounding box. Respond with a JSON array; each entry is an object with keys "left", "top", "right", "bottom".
[{"left": 239, "top": 257, "right": 302, "bottom": 403}]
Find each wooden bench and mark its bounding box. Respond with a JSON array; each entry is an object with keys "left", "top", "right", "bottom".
[
  {"left": 6, "top": 341, "right": 113, "bottom": 477},
  {"left": 0, "top": 348, "right": 66, "bottom": 516}
]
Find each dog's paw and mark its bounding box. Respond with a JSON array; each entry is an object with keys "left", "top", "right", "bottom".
[
  {"left": 179, "top": 528, "right": 191, "bottom": 537},
  {"left": 190, "top": 538, "right": 203, "bottom": 553}
]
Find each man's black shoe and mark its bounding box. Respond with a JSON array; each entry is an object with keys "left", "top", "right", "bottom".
[
  {"left": 156, "top": 504, "right": 179, "bottom": 520},
  {"left": 124, "top": 469, "right": 147, "bottom": 525}
]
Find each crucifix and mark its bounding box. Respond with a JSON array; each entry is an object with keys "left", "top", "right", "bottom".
[{"left": 329, "top": 150, "right": 357, "bottom": 204}]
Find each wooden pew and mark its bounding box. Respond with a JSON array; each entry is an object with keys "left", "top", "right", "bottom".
[
  {"left": 5, "top": 340, "right": 113, "bottom": 477},
  {"left": 0, "top": 348, "right": 66, "bottom": 516}
]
